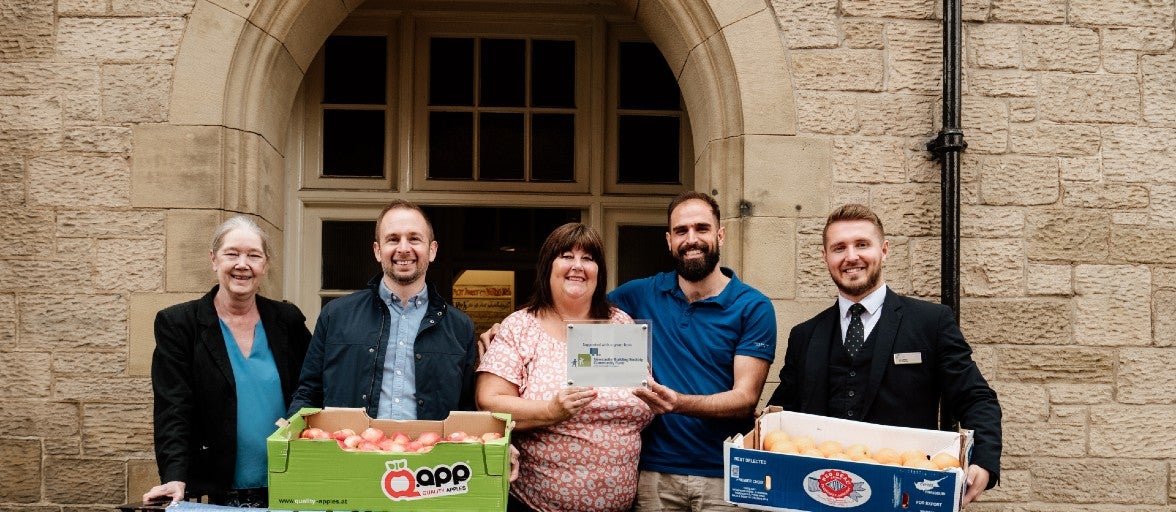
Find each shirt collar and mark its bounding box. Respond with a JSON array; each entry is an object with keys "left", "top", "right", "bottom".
[
  {"left": 658, "top": 266, "right": 739, "bottom": 306},
  {"left": 379, "top": 280, "right": 428, "bottom": 308},
  {"left": 838, "top": 283, "right": 887, "bottom": 317}
]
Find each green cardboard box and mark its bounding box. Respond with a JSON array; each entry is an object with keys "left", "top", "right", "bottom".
[{"left": 268, "top": 408, "right": 511, "bottom": 512}]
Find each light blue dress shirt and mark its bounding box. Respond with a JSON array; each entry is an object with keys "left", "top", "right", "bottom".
[{"left": 376, "top": 282, "right": 427, "bottom": 419}]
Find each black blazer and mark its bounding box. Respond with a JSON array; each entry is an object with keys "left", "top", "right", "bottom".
[
  {"left": 768, "top": 289, "right": 1001, "bottom": 486},
  {"left": 151, "top": 286, "right": 311, "bottom": 497}
]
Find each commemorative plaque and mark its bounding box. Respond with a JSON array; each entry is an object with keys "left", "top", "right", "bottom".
[{"left": 565, "top": 321, "right": 650, "bottom": 387}]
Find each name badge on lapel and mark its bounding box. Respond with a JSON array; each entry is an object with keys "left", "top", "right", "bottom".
[{"left": 893, "top": 352, "right": 922, "bottom": 365}]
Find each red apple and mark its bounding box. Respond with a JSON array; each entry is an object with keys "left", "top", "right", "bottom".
[
  {"left": 405, "top": 441, "right": 422, "bottom": 452},
  {"left": 361, "top": 427, "right": 386, "bottom": 443},
  {"left": 446, "top": 431, "right": 468, "bottom": 442},
  {"left": 341, "top": 434, "right": 363, "bottom": 450},
  {"left": 416, "top": 431, "right": 441, "bottom": 447},
  {"left": 358, "top": 441, "right": 381, "bottom": 451},
  {"left": 481, "top": 432, "right": 503, "bottom": 442},
  {"left": 416, "top": 445, "right": 433, "bottom": 453},
  {"left": 390, "top": 432, "right": 411, "bottom": 445},
  {"left": 300, "top": 427, "right": 327, "bottom": 440},
  {"left": 331, "top": 428, "right": 357, "bottom": 441}
]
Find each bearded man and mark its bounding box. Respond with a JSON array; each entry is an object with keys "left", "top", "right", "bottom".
[
  {"left": 609, "top": 191, "right": 777, "bottom": 512},
  {"left": 288, "top": 200, "right": 477, "bottom": 420},
  {"left": 766, "top": 203, "right": 1002, "bottom": 506}
]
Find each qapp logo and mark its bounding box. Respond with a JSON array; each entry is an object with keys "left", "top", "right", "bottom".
[
  {"left": 381, "top": 459, "right": 473, "bottom": 501},
  {"left": 803, "top": 468, "right": 871, "bottom": 508}
]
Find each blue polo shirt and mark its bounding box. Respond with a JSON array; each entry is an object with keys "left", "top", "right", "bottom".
[{"left": 609, "top": 267, "right": 776, "bottom": 477}]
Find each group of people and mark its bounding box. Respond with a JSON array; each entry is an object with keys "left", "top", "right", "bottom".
[{"left": 144, "top": 193, "right": 1002, "bottom": 512}]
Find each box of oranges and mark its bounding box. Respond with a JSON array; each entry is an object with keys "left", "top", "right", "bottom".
[
  {"left": 268, "top": 408, "right": 512, "bottom": 511},
  {"left": 724, "top": 409, "right": 973, "bottom": 512}
]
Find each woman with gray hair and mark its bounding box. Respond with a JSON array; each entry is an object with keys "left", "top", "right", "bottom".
[{"left": 144, "top": 216, "right": 310, "bottom": 507}]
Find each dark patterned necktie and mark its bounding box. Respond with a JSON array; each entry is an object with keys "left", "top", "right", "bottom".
[{"left": 845, "top": 303, "right": 866, "bottom": 358}]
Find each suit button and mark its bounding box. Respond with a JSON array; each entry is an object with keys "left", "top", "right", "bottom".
[
  {"left": 848, "top": 390, "right": 855, "bottom": 397},
  {"left": 847, "top": 411, "right": 855, "bottom": 417},
  {"left": 417, "top": 399, "right": 424, "bottom": 405},
  {"left": 369, "top": 347, "right": 375, "bottom": 353},
  {"left": 849, "top": 371, "right": 856, "bottom": 377},
  {"left": 416, "top": 354, "right": 422, "bottom": 360},
  {"left": 362, "top": 394, "right": 367, "bottom": 400}
]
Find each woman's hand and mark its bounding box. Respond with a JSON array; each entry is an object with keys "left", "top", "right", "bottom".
[
  {"left": 143, "top": 480, "right": 185, "bottom": 504},
  {"left": 548, "top": 386, "right": 597, "bottom": 422}
]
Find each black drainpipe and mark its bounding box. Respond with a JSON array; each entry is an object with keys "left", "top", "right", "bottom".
[
  {"left": 927, "top": 0, "right": 966, "bottom": 433},
  {"left": 927, "top": 0, "right": 966, "bottom": 322}
]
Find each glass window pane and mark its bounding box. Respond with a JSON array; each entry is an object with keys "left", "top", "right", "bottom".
[
  {"left": 531, "top": 113, "right": 574, "bottom": 182},
  {"left": 618, "top": 115, "right": 680, "bottom": 184},
  {"left": 429, "top": 111, "right": 474, "bottom": 179},
  {"left": 321, "top": 220, "right": 380, "bottom": 290},
  {"left": 619, "top": 42, "right": 679, "bottom": 110},
  {"left": 322, "top": 109, "right": 385, "bottom": 177},
  {"left": 531, "top": 40, "right": 575, "bottom": 108},
  {"left": 430, "top": 38, "right": 474, "bottom": 106},
  {"left": 479, "top": 113, "right": 524, "bottom": 180},
  {"left": 480, "top": 39, "right": 525, "bottom": 107},
  {"left": 324, "top": 36, "right": 387, "bottom": 105},
  {"left": 617, "top": 225, "right": 675, "bottom": 285}
]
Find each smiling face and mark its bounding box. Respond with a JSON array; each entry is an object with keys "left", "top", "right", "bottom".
[
  {"left": 211, "top": 228, "right": 268, "bottom": 300},
  {"left": 667, "top": 198, "right": 724, "bottom": 282},
  {"left": 549, "top": 246, "right": 599, "bottom": 304},
  {"left": 821, "top": 219, "right": 889, "bottom": 302},
  {"left": 372, "top": 207, "right": 437, "bottom": 289}
]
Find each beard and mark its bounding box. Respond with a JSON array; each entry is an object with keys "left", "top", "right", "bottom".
[
  {"left": 833, "top": 265, "right": 882, "bottom": 299},
  {"left": 382, "top": 259, "right": 427, "bottom": 287},
  {"left": 674, "top": 242, "right": 720, "bottom": 282}
]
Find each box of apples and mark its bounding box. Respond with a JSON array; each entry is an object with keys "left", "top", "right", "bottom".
[
  {"left": 724, "top": 408, "right": 973, "bottom": 512},
  {"left": 268, "top": 407, "right": 512, "bottom": 511}
]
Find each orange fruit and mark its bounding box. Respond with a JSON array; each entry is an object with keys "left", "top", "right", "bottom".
[
  {"left": 769, "top": 440, "right": 799, "bottom": 454},
  {"left": 903, "top": 458, "right": 939, "bottom": 470},
  {"left": 872, "top": 447, "right": 901, "bottom": 465},
  {"left": 762, "top": 430, "right": 790, "bottom": 452},
  {"left": 931, "top": 452, "right": 961, "bottom": 469},
  {"left": 792, "top": 435, "right": 816, "bottom": 452},
  {"left": 844, "top": 444, "right": 871, "bottom": 461},
  {"left": 900, "top": 449, "right": 929, "bottom": 466},
  {"left": 817, "top": 440, "right": 844, "bottom": 458},
  {"left": 801, "top": 447, "right": 826, "bottom": 458}
]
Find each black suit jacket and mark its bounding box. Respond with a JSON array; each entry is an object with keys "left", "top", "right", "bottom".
[
  {"left": 768, "top": 289, "right": 1001, "bottom": 486},
  {"left": 151, "top": 286, "right": 311, "bottom": 497}
]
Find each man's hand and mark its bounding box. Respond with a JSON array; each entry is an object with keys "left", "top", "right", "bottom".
[
  {"left": 478, "top": 323, "right": 500, "bottom": 359},
  {"left": 632, "top": 379, "right": 680, "bottom": 414},
  {"left": 142, "top": 480, "right": 185, "bottom": 504},
  {"left": 962, "top": 464, "right": 990, "bottom": 507}
]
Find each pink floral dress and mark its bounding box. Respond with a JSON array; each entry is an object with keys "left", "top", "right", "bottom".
[{"left": 478, "top": 308, "right": 654, "bottom": 512}]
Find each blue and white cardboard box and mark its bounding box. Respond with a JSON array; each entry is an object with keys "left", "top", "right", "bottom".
[{"left": 724, "top": 409, "right": 973, "bottom": 512}]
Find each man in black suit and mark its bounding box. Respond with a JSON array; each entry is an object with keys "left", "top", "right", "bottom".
[{"left": 767, "top": 203, "right": 1001, "bottom": 506}]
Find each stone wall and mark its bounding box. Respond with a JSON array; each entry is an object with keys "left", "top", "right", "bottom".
[{"left": 0, "top": 0, "right": 1173, "bottom": 510}]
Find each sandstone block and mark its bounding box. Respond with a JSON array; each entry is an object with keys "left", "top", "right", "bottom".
[
  {"left": 0, "top": 293, "right": 14, "bottom": 345},
  {"left": 1041, "top": 73, "right": 1140, "bottom": 123},
  {"left": 960, "top": 238, "right": 1025, "bottom": 297},
  {"left": 1002, "top": 416, "right": 1086, "bottom": 458},
  {"left": 966, "top": 70, "right": 1037, "bottom": 97},
  {"left": 1116, "top": 349, "right": 1176, "bottom": 404},
  {"left": 979, "top": 155, "right": 1059, "bottom": 206},
  {"left": 794, "top": 91, "right": 858, "bottom": 134},
  {"left": 56, "top": 210, "right": 166, "bottom": 238},
  {"left": 1047, "top": 383, "right": 1113, "bottom": 404},
  {"left": 1059, "top": 155, "right": 1102, "bottom": 182},
  {"left": 0, "top": 438, "right": 41, "bottom": 502},
  {"left": 1103, "top": 126, "right": 1176, "bottom": 182},
  {"left": 0, "top": 63, "right": 100, "bottom": 94},
  {"left": 858, "top": 94, "right": 936, "bottom": 137},
  {"left": 832, "top": 138, "right": 906, "bottom": 184},
  {"left": 111, "top": 0, "right": 196, "bottom": 15},
  {"left": 56, "top": 376, "right": 151, "bottom": 402},
  {"left": 102, "top": 63, "right": 172, "bottom": 123},
  {"left": 58, "top": 0, "right": 110, "bottom": 14},
  {"left": 795, "top": 234, "right": 833, "bottom": 299},
  {"left": 962, "top": 206, "right": 1024, "bottom": 238},
  {"left": 131, "top": 125, "right": 223, "bottom": 209},
  {"left": 165, "top": 209, "right": 222, "bottom": 293},
  {"left": 1142, "top": 55, "right": 1176, "bottom": 124},
  {"left": 83, "top": 403, "right": 154, "bottom": 457},
  {"left": 990, "top": 0, "right": 1066, "bottom": 23},
  {"left": 905, "top": 142, "right": 939, "bottom": 184},
  {"left": 94, "top": 238, "right": 165, "bottom": 292},
  {"left": 769, "top": 0, "right": 838, "bottom": 49},
  {"left": 0, "top": 260, "right": 89, "bottom": 293},
  {"left": 742, "top": 217, "right": 796, "bottom": 300},
  {"left": 976, "top": 469, "right": 1031, "bottom": 503},
  {"left": 1009, "top": 123, "right": 1101, "bottom": 156},
  {"left": 29, "top": 155, "right": 130, "bottom": 208},
  {"left": 20, "top": 294, "right": 125, "bottom": 349},
  {"left": 1027, "top": 263, "right": 1073, "bottom": 296},
  {"left": 1071, "top": 0, "right": 1175, "bottom": 28},
  {"left": 872, "top": 184, "right": 941, "bottom": 236},
  {"left": 0, "top": 209, "right": 54, "bottom": 258},
  {"left": 790, "top": 49, "right": 884, "bottom": 91},
  {"left": 1153, "top": 288, "right": 1176, "bottom": 347},
  {"left": 128, "top": 293, "right": 200, "bottom": 377},
  {"left": 992, "top": 382, "right": 1048, "bottom": 423},
  {"left": 961, "top": 0, "right": 990, "bottom": 20},
  {"left": 1144, "top": 184, "right": 1176, "bottom": 229},
  {"left": 54, "top": 352, "right": 126, "bottom": 374},
  {"left": 1007, "top": 97, "right": 1038, "bottom": 122},
  {"left": 997, "top": 346, "right": 1113, "bottom": 382},
  {"left": 1102, "top": 51, "right": 1139, "bottom": 74},
  {"left": 842, "top": 0, "right": 934, "bottom": 19},
  {"left": 842, "top": 20, "right": 884, "bottom": 49},
  {"left": 1027, "top": 209, "right": 1111, "bottom": 262},
  {"left": 0, "top": 0, "right": 53, "bottom": 60},
  {"left": 1073, "top": 264, "right": 1150, "bottom": 346},
  {"left": 62, "top": 126, "right": 133, "bottom": 154},
  {"left": 1104, "top": 27, "right": 1176, "bottom": 52},
  {"left": 960, "top": 299, "right": 1072, "bottom": 345},
  {"left": 1110, "top": 225, "right": 1176, "bottom": 264},
  {"left": 0, "top": 352, "right": 51, "bottom": 399},
  {"left": 127, "top": 458, "right": 161, "bottom": 505},
  {"left": 0, "top": 95, "right": 60, "bottom": 132},
  {"left": 1029, "top": 458, "right": 1168, "bottom": 504},
  {"left": 65, "top": 94, "right": 102, "bottom": 123},
  {"left": 743, "top": 136, "right": 831, "bottom": 220},
  {"left": 57, "top": 17, "right": 185, "bottom": 60},
  {"left": 966, "top": 24, "right": 1020, "bottom": 70},
  {"left": 1062, "top": 182, "right": 1149, "bottom": 209},
  {"left": 43, "top": 438, "right": 80, "bottom": 458},
  {"left": 44, "top": 458, "right": 126, "bottom": 503},
  {"left": 1023, "top": 26, "right": 1100, "bottom": 72},
  {"left": 1091, "top": 405, "right": 1176, "bottom": 459},
  {"left": 888, "top": 22, "right": 942, "bottom": 94},
  {"left": 961, "top": 97, "right": 1009, "bottom": 154}
]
